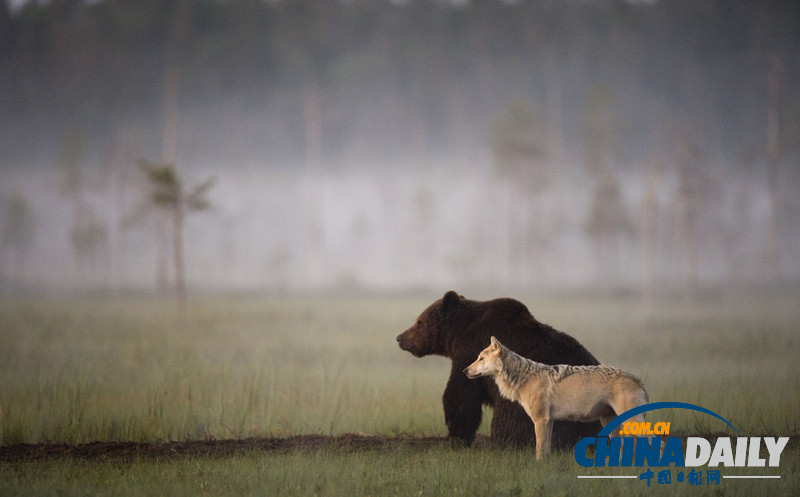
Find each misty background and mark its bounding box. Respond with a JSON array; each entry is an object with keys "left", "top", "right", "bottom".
[{"left": 1, "top": 0, "right": 799, "bottom": 297}]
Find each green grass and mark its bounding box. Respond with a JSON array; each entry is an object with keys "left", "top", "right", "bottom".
[
  {"left": 2, "top": 445, "right": 798, "bottom": 496},
  {"left": 1, "top": 291, "right": 799, "bottom": 495},
  {"left": 0, "top": 296, "right": 450, "bottom": 443}
]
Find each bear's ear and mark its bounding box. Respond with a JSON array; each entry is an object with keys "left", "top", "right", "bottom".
[{"left": 442, "top": 290, "right": 461, "bottom": 311}]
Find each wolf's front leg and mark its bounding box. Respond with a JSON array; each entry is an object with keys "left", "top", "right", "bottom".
[{"left": 533, "top": 417, "right": 553, "bottom": 460}]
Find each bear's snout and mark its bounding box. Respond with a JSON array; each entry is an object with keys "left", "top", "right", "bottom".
[
  {"left": 396, "top": 330, "right": 423, "bottom": 356},
  {"left": 396, "top": 332, "right": 410, "bottom": 350},
  {"left": 396, "top": 326, "right": 434, "bottom": 357}
]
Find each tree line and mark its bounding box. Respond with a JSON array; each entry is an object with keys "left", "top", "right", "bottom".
[
  {"left": 1, "top": 0, "right": 799, "bottom": 294},
  {"left": 2, "top": 0, "right": 798, "bottom": 166}
]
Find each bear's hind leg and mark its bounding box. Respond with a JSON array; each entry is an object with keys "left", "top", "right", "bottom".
[{"left": 490, "top": 400, "right": 536, "bottom": 448}]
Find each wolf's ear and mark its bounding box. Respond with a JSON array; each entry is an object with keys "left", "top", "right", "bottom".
[
  {"left": 490, "top": 336, "right": 500, "bottom": 349},
  {"left": 442, "top": 290, "right": 461, "bottom": 311}
]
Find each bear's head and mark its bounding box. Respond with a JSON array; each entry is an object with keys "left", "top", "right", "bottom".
[{"left": 396, "top": 290, "right": 463, "bottom": 357}]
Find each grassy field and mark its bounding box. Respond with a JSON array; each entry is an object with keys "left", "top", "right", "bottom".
[{"left": 0, "top": 291, "right": 798, "bottom": 495}]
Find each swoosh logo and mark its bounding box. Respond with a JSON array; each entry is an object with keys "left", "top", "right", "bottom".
[{"left": 598, "top": 401, "right": 738, "bottom": 436}]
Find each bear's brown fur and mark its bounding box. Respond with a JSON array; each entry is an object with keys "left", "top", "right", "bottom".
[{"left": 396, "top": 290, "right": 602, "bottom": 448}]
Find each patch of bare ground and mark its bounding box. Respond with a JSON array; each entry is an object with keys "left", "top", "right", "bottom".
[
  {"left": 0, "top": 435, "right": 495, "bottom": 462},
  {"left": 0, "top": 432, "right": 752, "bottom": 462}
]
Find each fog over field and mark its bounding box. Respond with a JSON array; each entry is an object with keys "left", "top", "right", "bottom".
[{"left": 1, "top": 0, "right": 799, "bottom": 296}]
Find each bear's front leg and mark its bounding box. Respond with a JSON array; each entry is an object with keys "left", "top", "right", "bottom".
[{"left": 443, "top": 363, "right": 484, "bottom": 447}]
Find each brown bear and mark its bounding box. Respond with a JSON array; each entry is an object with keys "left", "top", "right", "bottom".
[{"left": 396, "top": 290, "right": 602, "bottom": 448}]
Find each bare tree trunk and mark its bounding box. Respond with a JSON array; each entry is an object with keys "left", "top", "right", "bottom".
[
  {"left": 161, "top": 66, "right": 180, "bottom": 166},
  {"left": 156, "top": 215, "right": 169, "bottom": 295},
  {"left": 162, "top": 0, "right": 190, "bottom": 307},
  {"left": 161, "top": 0, "right": 191, "bottom": 167},
  {"left": 304, "top": 83, "right": 326, "bottom": 289},
  {"left": 109, "top": 134, "right": 132, "bottom": 288},
  {"left": 675, "top": 138, "right": 700, "bottom": 297},
  {"left": 544, "top": 50, "right": 565, "bottom": 168},
  {"left": 491, "top": 177, "right": 511, "bottom": 289},
  {"left": 679, "top": 191, "right": 698, "bottom": 296},
  {"left": 545, "top": 58, "right": 566, "bottom": 287},
  {"left": 765, "top": 54, "right": 782, "bottom": 278},
  {"left": 641, "top": 158, "right": 661, "bottom": 301},
  {"left": 173, "top": 199, "right": 186, "bottom": 311},
  {"left": 498, "top": 179, "right": 515, "bottom": 288},
  {"left": 12, "top": 244, "right": 24, "bottom": 285},
  {"left": 159, "top": 64, "right": 179, "bottom": 300}
]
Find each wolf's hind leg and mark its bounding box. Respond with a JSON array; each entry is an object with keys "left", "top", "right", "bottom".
[
  {"left": 598, "top": 403, "right": 620, "bottom": 436},
  {"left": 600, "top": 414, "right": 620, "bottom": 436}
]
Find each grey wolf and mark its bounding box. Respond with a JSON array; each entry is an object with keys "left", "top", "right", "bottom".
[{"left": 464, "top": 336, "right": 650, "bottom": 459}]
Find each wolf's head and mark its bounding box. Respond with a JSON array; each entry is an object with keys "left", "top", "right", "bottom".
[{"left": 463, "top": 336, "right": 506, "bottom": 379}]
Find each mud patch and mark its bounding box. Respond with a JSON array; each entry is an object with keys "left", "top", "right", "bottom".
[{"left": 0, "top": 435, "right": 492, "bottom": 462}]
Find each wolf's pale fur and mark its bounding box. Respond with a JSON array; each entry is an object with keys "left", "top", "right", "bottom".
[{"left": 464, "top": 336, "right": 651, "bottom": 459}]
